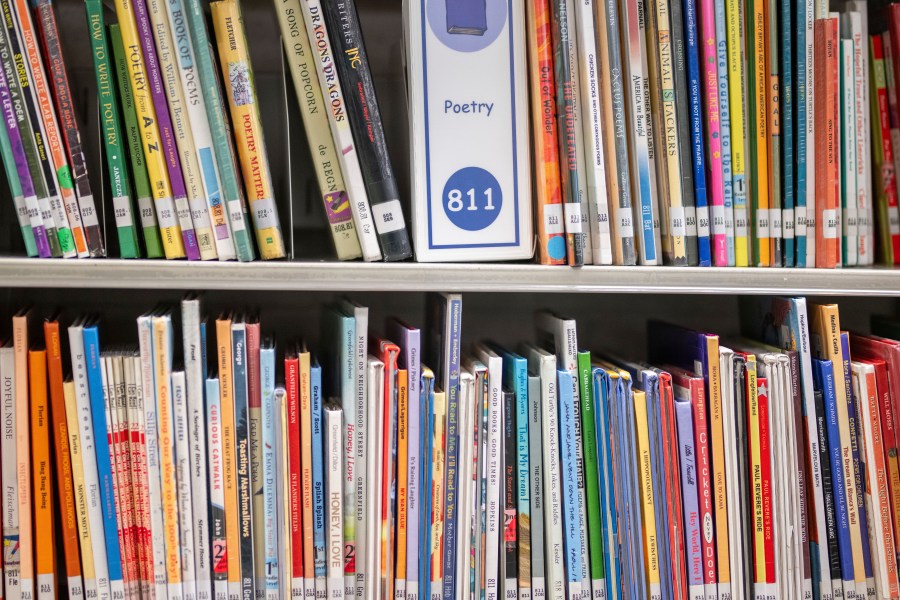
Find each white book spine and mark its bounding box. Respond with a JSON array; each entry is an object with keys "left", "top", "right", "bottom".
[
  {"left": 297, "top": 0, "right": 381, "bottom": 261},
  {"left": 138, "top": 316, "right": 171, "bottom": 600},
  {"left": 324, "top": 406, "right": 344, "bottom": 600},
  {"left": 804, "top": 0, "right": 816, "bottom": 266},
  {"left": 354, "top": 380, "right": 368, "bottom": 600},
  {"left": 1, "top": 346, "right": 20, "bottom": 600},
  {"left": 841, "top": 38, "right": 858, "bottom": 266},
  {"left": 173, "top": 371, "right": 197, "bottom": 600},
  {"left": 365, "top": 359, "right": 383, "bottom": 600},
  {"left": 262, "top": 356, "right": 279, "bottom": 600},
  {"left": 573, "top": 0, "right": 612, "bottom": 264},
  {"left": 539, "top": 356, "right": 564, "bottom": 600},
  {"left": 183, "top": 301, "right": 212, "bottom": 600},
  {"left": 69, "top": 325, "right": 112, "bottom": 600},
  {"left": 456, "top": 373, "right": 474, "bottom": 600},
  {"left": 848, "top": 13, "right": 868, "bottom": 264},
  {"left": 482, "top": 353, "right": 503, "bottom": 600}
]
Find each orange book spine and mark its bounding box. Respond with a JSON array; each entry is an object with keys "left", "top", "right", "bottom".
[
  {"left": 42, "top": 321, "right": 84, "bottom": 597},
  {"left": 29, "top": 349, "right": 55, "bottom": 597},
  {"left": 13, "top": 313, "right": 33, "bottom": 599},
  {"left": 217, "top": 316, "right": 241, "bottom": 599},
  {"left": 705, "top": 336, "right": 729, "bottom": 589},
  {"left": 815, "top": 18, "right": 839, "bottom": 267}
]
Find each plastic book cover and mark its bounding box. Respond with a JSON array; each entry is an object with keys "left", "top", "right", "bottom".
[
  {"left": 396, "top": 369, "right": 409, "bottom": 600},
  {"left": 297, "top": 346, "right": 316, "bottom": 600},
  {"left": 215, "top": 315, "right": 241, "bottom": 600},
  {"left": 34, "top": 0, "right": 104, "bottom": 256},
  {"left": 714, "top": 0, "right": 736, "bottom": 266},
  {"left": 814, "top": 19, "right": 840, "bottom": 268},
  {"left": 746, "top": 0, "right": 770, "bottom": 266},
  {"left": 591, "top": 365, "right": 621, "bottom": 600},
  {"left": 231, "top": 318, "right": 255, "bottom": 598},
  {"left": 29, "top": 349, "right": 55, "bottom": 597},
  {"left": 206, "top": 374, "right": 229, "bottom": 600},
  {"left": 323, "top": 403, "right": 344, "bottom": 600},
  {"left": 248, "top": 325, "right": 265, "bottom": 599},
  {"left": 757, "top": 376, "right": 777, "bottom": 596},
  {"left": 673, "top": 384, "right": 703, "bottom": 600},
  {"left": 765, "top": 0, "right": 783, "bottom": 267},
  {"left": 558, "top": 371, "right": 582, "bottom": 600},
  {"left": 311, "top": 357, "right": 327, "bottom": 600},
  {"left": 578, "top": 354, "right": 606, "bottom": 600},
  {"left": 283, "top": 350, "right": 303, "bottom": 600}
]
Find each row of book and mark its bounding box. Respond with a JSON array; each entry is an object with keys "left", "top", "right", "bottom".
[
  {"left": 5, "top": 292, "right": 900, "bottom": 599},
  {"left": 0, "top": 0, "right": 414, "bottom": 262}
]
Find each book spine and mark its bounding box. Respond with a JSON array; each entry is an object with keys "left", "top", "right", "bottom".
[
  {"left": 780, "top": 0, "right": 794, "bottom": 266},
  {"left": 324, "top": 405, "right": 344, "bottom": 600},
  {"left": 592, "top": 371, "right": 620, "bottom": 599},
  {"left": 529, "top": 373, "right": 546, "bottom": 600},
  {"left": 173, "top": 371, "right": 198, "bottom": 600},
  {"left": 675, "top": 396, "right": 704, "bottom": 600},
  {"left": 757, "top": 378, "right": 776, "bottom": 596},
  {"left": 851, "top": 15, "right": 868, "bottom": 265},
  {"left": 232, "top": 325, "right": 254, "bottom": 599},
  {"left": 273, "top": 0, "right": 360, "bottom": 261},
  {"left": 684, "top": 0, "right": 712, "bottom": 265},
  {"left": 277, "top": 389, "right": 293, "bottom": 600},
  {"left": 430, "top": 389, "right": 447, "bottom": 600},
  {"left": 43, "top": 323, "right": 85, "bottom": 598},
  {"left": 557, "top": 373, "right": 581, "bottom": 600},
  {"left": 0, "top": 347, "right": 19, "bottom": 598},
  {"left": 1, "top": 0, "right": 61, "bottom": 258},
  {"left": 765, "top": 0, "right": 783, "bottom": 267},
  {"left": 319, "top": 0, "right": 412, "bottom": 261},
  {"left": 108, "top": 23, "right": 164, "bottom": 258},
  {"left": 285, "top": 357, "right": 303, "bottom": 600},
  {"left": 443, "top": 372, "right": 462, "bottom": 600},
  {"left": 815, "top": 19, "right": 839, "bottom": 267},
  {"left": 111, "top": 0, "right": 186, "bottom": 258},
  {"left": 635, "top": 0, "right": 662, "bottom": 264},
  {"left": 83, "top": 326, "right": 126, "bottom": 599},
  {"left": 85, "top": 2, "right": 141, "bottom": 259},
  {"left": 401, "top": 328, "right": 420, "bottom": 600},
  {"left": 29, "top": 350, "right": 55, "bottom": 598},
  {"left": 794, "top": 0, "right": 809, "bottom": 265},
  {"left": 690, "top": 377, "right": 717, "bottom": 597},
  {"left": 248, "top": 330, "right": 265, "bottom": 600},
  {"left": 814, "top": 384, "right": 843, "bottom": 600},
  {"left": 337, "top": 319, "right": 356, "bottom": 600},
  {"left": 166, "top": 0, "right": 236, "bottom": 260},
  {"left": 715, "top": 0, "right": 736, "bottom": 266},
  {"left": 34, "top": 0, "right": 105, "bottom": 256},
  {"left": 483, "top": 361, "right": 502, "bottom": 600},
  {"left": 207, "top": 377, "right": 229, "bottom": 600},
  {"left": 841, "top": 36, "right": 858, "bottom": 267},
  {"left": 147, "top": 0, "right": 217, "bottom": 260},
  {"left": 181, "top": 0, "right": 254, "bottom": 261},
  {"left": 124, "top": 356, "right": 145, "bottom": 599},
  {"left": 11, "top": 0, "right": 76, "bottom": 257},
  {"left": 699, "top": 0, "right": 727, "bottom": 264},
  {"left": 516, "top": 368, "right": 532, "bottom": 600},
  {"left": 538, "top": 358, "right": 563, "bottom": 600},
  {"left": 130, "top": 354, "right": 154, "bottom": 600},
  {"left": 747, "top": 0, "right": 770, "bottom": 266},
  {"left": 657, "top": 373, "right": 686, "bottom": 600},
  {"left": 526, "top": 0, "right": 566, "bottom": 265},
  {"left": 132, "top": 0, "right": 200, "bottom": 260},
  {"left": 215, "top": 318, "right": 241, "bottom": 600},
  {"left": 261, "top": 347, "right": 279, "bottom": 599},
  {"left": 803, "top": 0, "right": 816, "bottom": 266},
  {"left": 299, "top": 352, "right": 315, "bottom": 600},
  {"left": 869, "top": 35, "right": 900, "bottom": 265},
  {"left": 634, "top": 389, "right": 662, "bottom": 599},
  {"left": 108, "top": 356, "right": 136, "bottom": 600},
  {"left": 311, "top": 362, "right": 327, "bottom": 600},
  {"left": 210, "top": 0, "right": 286, "bottom": 260},
  {"left": 396, "top": 369, "right": 409, "bottom": 600},
  {"left": 573, "top": 0, "right": 612, "bottom": 264}
]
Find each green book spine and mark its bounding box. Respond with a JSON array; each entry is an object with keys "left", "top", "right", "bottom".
[
  {"left": 108, "top": 23, "right": 164, "bottom": 258},
  {"left": 0, "top": 117, "right": 37, "bottom": 255},
  {"left": 183, "top": 0, "right": 255, "bottom": 261},
  {"left": 577, "top": 350, "right": 605, "bottom": 586},
  {"left": 86, "top": 0, "right": 140, "bottom": 258}
]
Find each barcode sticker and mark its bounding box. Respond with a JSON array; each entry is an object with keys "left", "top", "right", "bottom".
[
  {"left": 113, "top": 196, "right": 134, "bottom": 229},
  {"left": 228, "top": 199, "right": 246, "bottom": 232},
  {"left": 735, "top": 207, "right": 748, "bottom": 238},
  {"left": 544, "top": 204, "right": 565, "bottom": 235},
  {"left": 669, "top": 206, "right": 686, "bottom": 239},
  {"left": 616, "top": 206, "right": 634, "bottom": 238},
  {"left": 696, "top": 206, "right": 710, "bottom": 238},
  {"left": 783, "top": 209, "right": 795, "bottom": 239},
  {"left": 890, "top": 206, "right": 900, "bottom": 235},
  {"left": 373, "top": 199, "right": 406, "bottom": 233},
  {"left": 564, "top": 203, "right": 583, "bottom": 234},
  {"left": 684, "top": 206, "right": 697, "bottom": 234},
  {"left": 769, "top": 208, "right": 782, "bottom": 238},
  {"left": 795, "top": 206, "right": 807, "bottom": 237},
  {"left": 78, "top": 194, "right": 101, "bottom": 227},
  {"left": 155, "top": 198, "right": 179, "bottom": 229},
  {"left": 822, "top": 209, "right": 838, "bottom": 239}
]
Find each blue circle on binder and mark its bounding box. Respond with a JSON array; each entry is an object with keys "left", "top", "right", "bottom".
[
  {"left": 427, "top": 0, "right": 506, "bottom": 52},
  {"left": 442, "top": 167, "right": 503, "bottom": 231},
  {"left": 548, "top": 236, "right": 566, "bottom": 261}
]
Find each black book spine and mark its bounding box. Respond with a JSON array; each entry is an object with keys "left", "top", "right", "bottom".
[
  {"left": 503, "top": 389, "right": 518, "bottom": 600},
  {"left": 814, "top": 389, "right": 842, "bottom": 585},
  {"left": 321, "top": 0, "right": 412, "bottom": 261}
]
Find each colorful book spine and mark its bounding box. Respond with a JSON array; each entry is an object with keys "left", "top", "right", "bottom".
[
  {"left": 172, "top": 370, "right": 198, "bottom": 600},
  {"left": 210, "top": 0, "right": 286, "bottom": 260},
  {"left": 815, "top": 18, "right": 839, "bottom": 268},
  {"left": 689, "top": 371, "right": 716, "bottom": 600},
  {"left": 674, "top": 391, "right": 703, "bottom": 600},
  {"left": 206, "top": 375, "right": 228, "bottom": 600},
  {"left": 429, "top": 388, "right": 446, "bottom": 600},
  {"left": 181, "top": 0, "right": 254, "bottom": 261},
  {"left": 273, "top": 0, "right": 360, "bottom": 261},
  {"left": 232, "top": 322, "right": 254, "bottom": 598},
  {"left": 0, "top": 344, "right": 20, "bottom": 598},
  {"left": 319, "top": 0, "right": 412, "bottom": 261},
  {"left": 871, "top": 35, "right": 900, "bottom": 264},
  {"left": 578, "top": 355, "right": 604, "bottom": 600},
  {"left": 841, "top": 33, "right": 858, "bottom": 267},
  {"left": 261, "top": 344, "right": 278, "bottom": 599},
  {"left": 794, "top": 0, "right": 810, "bottom": 265},
  {"left": 299, "top": 349, "right": 315, "bottom": 600},
  {"left": 284, "top": 353, "right": 302, "bottom": 600},
  {"left": 684, "top": 0, "right": 712, "bottom": 266},
  {"left": 396, "top": 368, "right": 409, "bottom": 600},
  {"left": 850, "top": 13, "right": 868, "bottom": 265},
  {"left": 248, "top": 325, "right": 265, "bottom": 600},
  {"left": 558, "top": 371, "right": 582, "bottom": 600},
  {"left": 803, "top": 0, "right": 816, "bottom": 266},
  {"left": 715, "top": 0, "right": 736, "bottom": 265},
  {"left": 780, "top": 0, "right": 795, "bottom": 266},
  {"left": 747, "top": 0, "right": 770, "bottom": 266},
  {"left": 108, "top": 23, "right": 164, "bottom": 259},
  {"left": 111, "top": 0, "right": 185, "bottom": 258},
  {"left": 443, "top": 357, "right": 462, "bottom": 600},
  {"left": 85, "top": 1, "right": 141, "bottom": 259},
  {"left": 0, "top": 67, "right": 37, "bottom": 257},
  {"left": 757, "top": 377, "right": 776, "bottom": 596},
  {"left": 699, "top": 0, "right": 727, "bottom": 264},
  {"left": 311, "top": 359, "right": 327, "bottom": 600},
  {"left": 324, "top": 404, "right": 344, "bottom": 600},
  {"left": 215, "top": 316, "right": 241, "bottom": 600},
  {"left": 29, "top": 349, "right": 55, "bottom": 598},
  {"left": 33, "top": 0, "right": 105, "bottom": 256},
  {"left": 529, "top": 369, "right": 546, "bottom": 600},
  {"left": 765, "top": 0, "right": 783, "bottom": 267},
  {"left": 633, "top": 387, "right": 662, "bottom": 600}
]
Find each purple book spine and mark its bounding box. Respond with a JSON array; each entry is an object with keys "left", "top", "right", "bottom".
[
  {"left": 675, "top": 396, "right": 704, "bottom": 599},
  {"left": 131, "top": 0, "right": 199, "bottom": 259},
  {"left": 0, "top": 55, "right": 50, "bottom": 257}
]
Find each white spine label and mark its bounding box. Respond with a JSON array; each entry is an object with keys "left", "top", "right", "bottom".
[
  {"left": 616, "top": 206, "right": 634, "bottom": 238},
  {"left": 890, "top": 205, "right": 900, "bottom": 235},
  {"left": 756, "top": 210, "right": 770, "bottom": 238},
  {"left": 769, "top": 208, "right": 782, "bottom": 239},
  {"left": 113, "top": 196, "right": 134, "bottom": 229},
  {"left": 684, "top": 205, "right": 697, "bottom": 234},
  {"left": 78, "top": 194, "right": 101, "bottom": 227},
  {"left": 155, "top": 197, "right": 179, "bottom": 229},
  {"left": 564, "top": 203, "right": 583, "bottom": 234},
  {"left": 544, "top": 204, "right": 565, "bottom": 235},
  {"left": 138, "top": 196, "right": 159, "bottom": 227},
  {"left": 711, "top": 205, "right": 725, "bottom": 235},
  {"left": 782, "top": 208, "right": 795, "bottom": 239},
  {"left": 696, "top": 206, "right": 711, "bottom": 238},
  {"left": 228, "top": 199, "right": 246, "bottom": 232},
  {"left": 795, "top": 206, "right": 807, "bottom": 237},
  {"left": 734, "top": 207, "right": 748, "bottom": 238},
  {"left": 669, "top": 205, "right": 686, "bottom": 239},
  {"left": 843, "top": 206, "right": 858, "bottom": 237},
  {"left": 372, "top": 199, "right": 406, "bottom": 234},
  {"left": 251, "top": 196, "right": 280, "bottom": 229},
  {"left": 822, "top": 209, "right": 838, "bottom": 239}
]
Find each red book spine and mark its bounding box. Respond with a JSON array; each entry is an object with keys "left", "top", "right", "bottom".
[
  {"left": 286, "top": 355, "right": 304, "bottom": 587},
  {"left": 872, "top": 35, "right": 900, "bottom": 263},
  {"left": 379, "top": 341, "right": 400, "bottom": 600},
  {"left": 757, "top": 377, "right": 776, "bottom": 586},
  {"left": 689, "top": 377, "right": 717, "bottom": 586},
  {"left": 816, "top": 19, "right": 839, "bottom": 267}
]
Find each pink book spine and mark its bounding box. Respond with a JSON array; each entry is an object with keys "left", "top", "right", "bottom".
[{"left": 699, "top": 0, "right": 727, "bottom": 264}]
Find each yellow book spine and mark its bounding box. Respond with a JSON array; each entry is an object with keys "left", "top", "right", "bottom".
[
  {"left": 64, "top": 380, "right": 98, "bottom": 593},
  {"left": 111, "top": 0, "right": 185, "bottom": 258},
  {"left": 217, "top": 317, "right": 241, "bottom": 599},
  {"left": 30, "top": 350, "right": 55, "bottom": 596},
  {"left": 726, "top": 0, "right": 749, "bottom": 264},
  {"left": 13, "top": 314, "right": 33, "bottom": 598},
  {"left": 299, "top": 351, "right": 315, "bottom": 591},
  {"left": 153, "top": 318, "right": 183, "bottom": 588},
  {"left": 396, "top": 370, "right": 409, "bottom": 588},
  {"left": 705, "top": 337, "right": 730, "bottom": 587},
  {"left": 633, "top": 389, "right": 661, "bottom": 597},
  {"left": 430, "top": 391, "right": 446, "bottom": 588},
  {"left": 746, "top": 355, "right": 765, "bottom": 584},
  {"left": 751, "top": 0, "right": 771, "bottom": 266},
  {"left": 210, "top": 0, "right": 285, "bottom": 260}
]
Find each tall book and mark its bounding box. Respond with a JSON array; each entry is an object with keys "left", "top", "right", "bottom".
[
  {"left": 780, "top": 0, "right": 795, "bottom": 266},
  {"left": 815, "top": 18, "right": 840, "bottom": 268},
  {"left": 324, "top": 403, "right": 344, "bottom": 600},
  {"left": 747, "top": 0, "right": 771, "bottom": 265},
  {"left": 765, "top": 0, "right": 783, "bottom": 266},
  {"left": 231, "top": 318, "right": 255, "bottom": 598},
  {"left": 870, "top": 33, "right": 900, "bottom": 264},
  {"left": 273, "top": 0, "right": 361, "bottom": 261},
  {"left": 320, "top": 0, "right": 412, "bottom": 261},
  {"left": 793, "top": 0, "right": 813, "bottom": 266},
  {"left": 841, "top": 28, "right": 858, "bottom": 267},
  {"left": 850, "top": 13, "right": 869, "bottom": 265},
  {"left": 30, "top": 349, "right": 55, "bottom": 598},
  {"left": 715, "top": 0, "right": 736, "bottom": 266}
]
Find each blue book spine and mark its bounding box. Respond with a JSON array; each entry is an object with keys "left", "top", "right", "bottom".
[
  {"left": 714, "top": 0, "right": 735, "bottom": 265},
  {"left": 683, "top": 0, "right": 711, "bottom": 266},
  {"left": 793, "top": 0, "right": 808, "bottom": 266},
  {"left": 441, "top": 298, "right": 463, "bottom": 600},
  {"left": 261, "top": 346, "right": 278, "bottom": 592},
  {"left": 781, "top": 0, "right": 795, "bottom": 267},
  {"left": 83, "top": 324, "right": 125, "bottom": 585},
  {"left": 420, "top": 374, "right": 435, "bottom": 600},
  {"left": 816, "top": 358, "right": 854, "bottom": 589},
  {"left": 621, "top": 376, "right": 647, "bottom": 598},
  {"left": 312, "top": 360, "right": 327, "bottom": 581},
  {"left": 592, "top": 368, "right": 620, "bottom": 600},
  {"left": 674, "top": 396, "right": 703, "bottom": 600},
  {"left": 512, "top": 357, "right": 530, "bottom": 599},
  {"left": 558, "top": 370, "right": 582, "bottom": 600}
]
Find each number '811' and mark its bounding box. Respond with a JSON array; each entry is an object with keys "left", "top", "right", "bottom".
[{"left": 442, "top": 167, "right": 503, "bottom": 232}]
